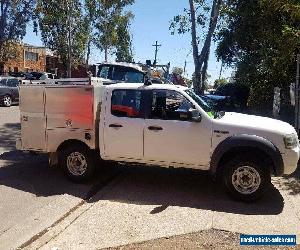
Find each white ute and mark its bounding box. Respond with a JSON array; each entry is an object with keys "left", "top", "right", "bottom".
[{"left": 16, "top": 78, "right": 300, "bottom": 201}]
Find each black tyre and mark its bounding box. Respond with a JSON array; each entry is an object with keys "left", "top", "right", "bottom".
[
  {"left": 59, "top": 144, "right": 95, "bottom": 182},
  {"left": 3, "top": 95, "right": 12, "bottom": 107},
  {"left": 221, "top": 155, "right": 271, "bottom": 201}
]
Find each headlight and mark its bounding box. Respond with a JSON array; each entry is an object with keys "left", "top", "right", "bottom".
[{"left": 284, "top": 134, "right": 298, "bottom": 149}]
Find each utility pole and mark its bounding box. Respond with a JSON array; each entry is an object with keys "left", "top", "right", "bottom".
[{"left": 152, "top": 41, "right": 161, "bottom": 66}]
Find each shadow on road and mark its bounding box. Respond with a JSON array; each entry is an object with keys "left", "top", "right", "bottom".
[
  {"left": 277, "top": 165, "right": 300, "bottom": 195},
  {"left": 0, "top": 123, "right": 20, "bottom": 151},
  {"left": 0, "top": 151, "right": 284, "bottom": 216}
]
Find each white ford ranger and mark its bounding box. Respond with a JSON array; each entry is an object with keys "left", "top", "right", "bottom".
[{"left": 16, "top": 78, "right": 299, "bottom": 201}]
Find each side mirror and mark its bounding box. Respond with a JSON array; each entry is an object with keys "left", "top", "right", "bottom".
[{"left": 190, "top": 109, "right": 202, "bottom": 122}]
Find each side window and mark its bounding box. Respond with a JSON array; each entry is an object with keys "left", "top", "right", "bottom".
[
  {"left": 150, "top": 90, "right": 193, "bottom": 121},
  {"left": 0, "top": 79, "right": 7, "bottom": 86},
  {"left": 7, "top": 79, "right": 19, "bottom": 87},
  {"left": 98, "top": 66, "right": 110, "bottom": 79},
  {"left": 112, "top": 66, "right": 126, "bottom": 81},
  {"left": 111, "top": 90, "right": 142, "bottom": 118}
]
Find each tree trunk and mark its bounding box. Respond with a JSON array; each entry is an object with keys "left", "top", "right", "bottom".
[
  {"left": 86, "top": 37, "right": 92, "bottom": 67},
  {"left": 189, "top": 0, "right": 222, "bottom": 94},
  {"left": 104, "top": 47, "right": 108, "bottom": 62},
  {"left": 201, "top": 50, "right": 210, "bottom": 93},
  {"left": 198, "top": 0, "right": 222, "bottom": 68},
  {"left": 189, "top": 0, "right": 201, "bottom": 94}
]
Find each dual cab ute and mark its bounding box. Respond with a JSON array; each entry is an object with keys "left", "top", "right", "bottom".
[{"left": 16, "top": 78, "right": 300, "bottom": 201}]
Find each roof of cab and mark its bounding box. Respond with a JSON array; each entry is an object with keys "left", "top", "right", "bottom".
[{"left": 98, "top": 62, "right": 144, "bottom": 73}]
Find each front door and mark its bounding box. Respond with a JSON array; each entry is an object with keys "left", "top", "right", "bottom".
[
  {"left": 144, "top": 89, "right": 212, "bottom": 168},
  {"left": 7, "top": 78, "right": 19, "bottom": 102},
  {"left": 103, "top": 89, "right": 145, "bottom": 160}
]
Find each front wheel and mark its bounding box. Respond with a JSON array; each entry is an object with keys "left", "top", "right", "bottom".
[
  {"left": 3, "top": 95, "right": 12, "bottom": 107},
  {"left": 59, "top": 144, "right": 95, "bottom": 182},
  {"left": 221, "top": 155, "right": 271, "bottom": 201}
]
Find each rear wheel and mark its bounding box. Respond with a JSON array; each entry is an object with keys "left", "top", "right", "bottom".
[
  {"left": 221, "top": 155, "right": 271, "bottom": 201},
  {"left": 3, "top": 95, "right": 12, "bottom": 107},
  {"left": 59, "top": 144, "right": 95, "bottom": 182}
]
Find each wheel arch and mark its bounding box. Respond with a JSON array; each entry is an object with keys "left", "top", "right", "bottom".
[
  {"left": 210, "top": 135, "right": 284, "bottom": 177},
  {"left": 57, "top": 139, "right": 90, "bottom": 154}
]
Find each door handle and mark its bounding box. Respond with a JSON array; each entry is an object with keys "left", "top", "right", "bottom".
[
  {"left": 148, "top": 126, "right": 163, "bottom": 131},
  {"left": 109, "top": 124, "right": 123, "bottom": 128}
]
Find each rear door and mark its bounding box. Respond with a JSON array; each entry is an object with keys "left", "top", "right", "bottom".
[{"left": 103, "top": 88, "right": 146, "bottom": 160}]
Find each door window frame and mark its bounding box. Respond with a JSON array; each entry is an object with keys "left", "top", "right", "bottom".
[
  {"left": 146, "top": 89, "right": 195, "bottom": 121},
  {"left": 110, "top": 89, "right": 148, "bottom": 119}
]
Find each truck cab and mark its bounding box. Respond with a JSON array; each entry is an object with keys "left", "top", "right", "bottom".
[{"left": 17, "top": 79, "right": 300, "bottom": 201}]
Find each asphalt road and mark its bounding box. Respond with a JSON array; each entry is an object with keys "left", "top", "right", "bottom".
[{"left": 0, "top": 106, "right": 299, "bottom": 250}]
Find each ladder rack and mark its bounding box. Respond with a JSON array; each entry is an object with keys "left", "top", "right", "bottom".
[{"left": 20, "top": 77, "right": 103, "bottom": 86}]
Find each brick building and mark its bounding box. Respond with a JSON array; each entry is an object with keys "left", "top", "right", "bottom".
[
  {"left": 0, "top": 42, "right": 90, "bottom": 78},
  {"left": 0, "top": 43, "right": 46, "bottom": 75}
]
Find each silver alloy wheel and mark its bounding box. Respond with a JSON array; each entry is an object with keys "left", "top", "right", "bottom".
[
  {"left": 3, "top": 95, "right": 11, "bottom": 107},
  {"left": 232, "top": 166, "right": 261, "bottom": 195},
  {"left": 67, "top": 152, "right": 88, "bottom": 176}
]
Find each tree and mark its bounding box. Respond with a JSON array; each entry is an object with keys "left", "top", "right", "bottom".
[
  {"left": 93, "top": 0, "right": 134, "bottom": 62},
  {"left": 170, "top": 0, "right": 222, "bottom": 94},
  {"left": 214, "top": 77, "right": 228, "bottom": 88},
  {"left": 216, "top": 0, "right": 300, "bottom": 111},
  {"left": 0, "top": 0, "right": 35, "bottom": 63},
  {"left": 172, "top": 67, "right": 184, "bottom": 75},
  {"left": 36, "top": 0, "right": 89, "bottom": 77},
  {"left": 115, "top": 12, "right": 134, "bottom": 62}
]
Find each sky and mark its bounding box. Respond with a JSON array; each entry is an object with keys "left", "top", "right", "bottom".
[{"left": 23, "top": 0, "right": 232, "bottom": 84}]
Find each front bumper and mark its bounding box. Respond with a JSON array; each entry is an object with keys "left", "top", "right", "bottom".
[{"left": 281, "top": 146, "right": 300, "bottom": 175}]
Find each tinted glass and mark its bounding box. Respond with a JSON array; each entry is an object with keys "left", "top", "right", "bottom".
[
  {"left": 0, "top": 79, "right": 7, "bottom": 86},
  {"left": 150, "top": 90, "right": 193, "bottom": 121},
  {"left": 112, "top": 66, "right": 144, "bottom": 83},
  {"left": 7, "top": 79, "right": 19, "bottom": 87},
  {"left": 111, "top": 90, "right": 142, "bottom": 118},
  {"left": 98, "top": 66, "right": 110, "bottom": 79}
]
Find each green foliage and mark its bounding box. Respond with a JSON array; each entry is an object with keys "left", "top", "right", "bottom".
[
  {"left": 217, "top": 0, "right": 300, "bottom": 112},
  {"left": 36, "top": 0, "right": 89, "bottom": 68},
  {"left": 115, "top": 12, "right": 134, "bottom": 62},
  {"left": 172, "top": 67, "right": 184, "bottom": 75},
  {"left": 169, "top": 0, "right": 209, "bottom": 37},
  {"left": 93, "top": 0, "right": 134, "bottom": 61},
  {"left": 0, "top": 0, "right": 35, "bottom": 62},
  {"left": 214, "top": 77, "right": 228, "bottom": 88}
]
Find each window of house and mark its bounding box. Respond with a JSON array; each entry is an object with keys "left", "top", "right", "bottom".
[
  {"left": 25, "top": 51, "right": 39, "bottom": 61},
  {"left": 150, "top": 90, "right": 193, "bottom": 121},
  {"left": 111, "top": 90, "right": 142, "bottom": 118}
]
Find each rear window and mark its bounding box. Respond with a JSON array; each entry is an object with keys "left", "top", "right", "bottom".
[{"left": 97, "top": 65, "right": 144, "bottom": 83}]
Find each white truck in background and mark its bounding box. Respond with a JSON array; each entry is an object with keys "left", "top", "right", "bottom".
[{"left": 16, "top": 78, "right": 300, "bottom": 201}]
